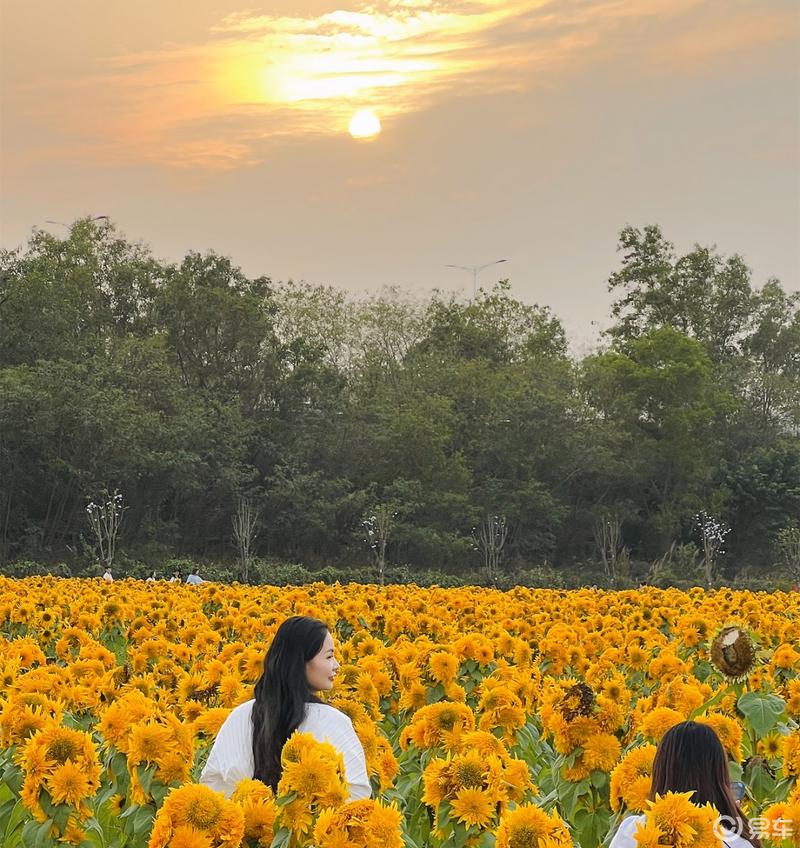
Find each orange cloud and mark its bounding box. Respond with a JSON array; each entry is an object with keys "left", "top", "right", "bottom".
[{"left": 3, "top": 0, "right": 796, "bottom": 171}]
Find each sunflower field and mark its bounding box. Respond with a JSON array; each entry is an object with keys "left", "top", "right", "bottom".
[{"left": 1, "top": 577, "right": 799, "bottom": 848}]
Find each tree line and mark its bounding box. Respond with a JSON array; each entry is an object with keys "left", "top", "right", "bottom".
[{"left": 1, "top": 219, "right": 798, "bottom": 585}]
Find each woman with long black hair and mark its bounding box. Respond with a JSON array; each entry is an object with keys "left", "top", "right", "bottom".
[
  {"left": 200, "top": 615, "right": 371, "bottom": 799},
  {"left": 610, "top": 721, "right": 760, "bottom": 848}
]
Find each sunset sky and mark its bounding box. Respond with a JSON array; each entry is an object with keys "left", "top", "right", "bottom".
[{"left": 2, "top": 0, "right": 798, "bottom": 341}]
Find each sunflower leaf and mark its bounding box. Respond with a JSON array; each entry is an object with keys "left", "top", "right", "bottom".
[{"left": 737, "top": 692, "right": 786, "bottom": 738}]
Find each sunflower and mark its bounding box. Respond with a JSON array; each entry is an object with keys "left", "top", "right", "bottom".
[
  {"left": 582, "top": 731, "right": 622, "bottom": 771},
  {"left": 450, "top": 786, "right": 496, "bottom": 828},
  {"left": 710, "top": 627, "right": 756, "bottom": 681},
  {"left": 127, "top": 720, "right": 174, "bottom": 765},
  {"left": 450, "top": 751, "right": 489, "bottom": 790},
  {"left": 150, "top": 783, "right": 244, "bottom": 848},
  {"left": 364, "top": 800, "right": 404, "bottom": 848},
  {"left": 231, "top": 778, "right": 277, "bottom": 846},
  {"left": 422, "top": 756, "right": 450, "bottom": 807},
  {"left": 641, "top": 791, "right": 722, "bottom": 848},
  {"left": 167, "top": 825, "right": 213, "bottom": 848},
  {"left": 14, "top": 719, "right": 101, "bottom": 834},
  {"left": 783, "top": 732, "right": 800, "bottom": 778},
  {"left": 786, "top": 680, "right": 800, "bottom": 718},
  {"left": 313, "top": 799, "right": 403, "bottom": 848},
  {"left": 279, "top": 742, "right": 346, "bottom": 799},
  {"left": 46, "top": 760, "right": 91, "bottom": 807},
  {"left": 558, "top": 682, "right": 595, "bottom": 722},
  {"left": 610, "top": 745, "right": 656, "bottom": 812},
  {"left": 494, "top": 804, "right": 572, "bottom": 848},
  {"left": 429, "top": 651, "right": 459, "bottom": 683},
  {"left": 639, "top": 707, "right": 685, "bottom": 742},
  {"left": 772, "top": 643, "right": 799, "bottom": 670}
]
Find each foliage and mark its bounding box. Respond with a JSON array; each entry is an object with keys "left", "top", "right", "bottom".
[{"left": 1, "top": 219, "right": 798, "bottom": 581}]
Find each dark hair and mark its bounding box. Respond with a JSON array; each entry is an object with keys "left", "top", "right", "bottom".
[
  {"left": 251, "top": 616, "right": 329, "bottom": 790},
  {"left": 650, "top": 721, "right": 761, "bottom": 847}
]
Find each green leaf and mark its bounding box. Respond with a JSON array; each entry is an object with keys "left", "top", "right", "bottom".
[
  {"left": 110, "top": 752, "right": 128, "bottom": 779},
  {"left": 269, "top": 827, "right": 292, "bottom": 848},
  {"left": 275, "top": 791, "right": 297, "bottom": 807},
  {"left": 132, "top": 805, "right": 154, "bottom": 834},
  {"left": 52, "top": 804, "right": 71, "bottom": 834},
  {"left": 737, "top": 692, "right": 786, "bottom": 738},
  {"left": 136, "top": 763, "right": 156, "bottom": 795},
  {"left": 748, "top": 762, "right": 776, "bottom": 803},
  {"left": 3, "top": 800, "right": 30, "bottom": 848},
  {"left": 591, "top": 770, "right": 608, "bottom": 790},
  {"left": 33, "top": 818, "right": 53, "bottom": 848}
]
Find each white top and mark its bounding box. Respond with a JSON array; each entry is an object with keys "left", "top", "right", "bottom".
[
  {"left": 199, "top": 700, "right": 371, "bottom": 800},
  {"left": 186, "top": 574, "right": 204, "bottom": 585},
  {"left": 610, "top": 815, "right": 753, "bottom": 848}
]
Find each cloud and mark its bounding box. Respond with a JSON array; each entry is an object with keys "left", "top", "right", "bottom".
[{"left": 4, "top": 0, "right": 796, "bottom": 171}]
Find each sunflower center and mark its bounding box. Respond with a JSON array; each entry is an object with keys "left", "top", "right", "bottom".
[
  {"left": 186, "top": 795, "right": 222, "bottom": 830},
  {"left": 47, "top": 738, "right": 79, "bottom": 764},
  {"left": 507, "top": 824, "right": 541, "bottom": 848},
  {"left": 453, "top": 762, "right": 484, "bottom": 788}
]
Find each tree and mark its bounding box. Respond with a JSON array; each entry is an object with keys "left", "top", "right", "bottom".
[
  {"left": 593, "top": 515, "right": 630, "bottom": 586},
  {"left": 607, "top": 224, "right": 754, "bottom": 361},
  {"left": 86, "top": 490, "right": 126, "bottom": 571},
  {"left": 744, "top": 280, "right": 800, "bottom": 432},
  {"left": 362, "top": 505, "right": 397, "bottom": 586},
  {"left": 232, "top": 497, "right": 260, "bottom": 583},
  {"left": 694, "top": 512, "right": 730, "bottom": 587},
  {"left": 775, "top": 528, "right": 800, "bottom": 582},
  {"left": 472, "top": 515, "right": 510, "bottom": 586},
  {"left": 583, "top": 327, "right": 728, "bottom": 555},
  {"left": 157, "top": 252, "right": 279, "bottom": 412}
]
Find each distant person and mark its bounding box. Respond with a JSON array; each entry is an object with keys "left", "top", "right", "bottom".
[
  {"left": 146, "top": 570, "right": 157, "bottom": 583},
  {"left": 169, "top": 570, "right": 182, "bottom": 583},
  {"left": 102, "top": 568, "right": 113, "bottom": 582},
  {"left": 609, "top": 721, "right": 760, "bottom": 848},
  {"left": 186, "top": 568, "right": 204, "bottom": 585}
]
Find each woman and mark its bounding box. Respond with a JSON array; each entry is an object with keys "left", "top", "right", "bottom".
[
  {"left": 200, "top": 616, "right": 371, "bottom": 800},
  {"left": 610, "top": 721, "right": 760, "bottom": 848}
]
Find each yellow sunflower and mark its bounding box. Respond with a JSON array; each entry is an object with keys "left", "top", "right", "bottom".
[{"left": 450, "top": 785, "right": 496, "bottom": 828}]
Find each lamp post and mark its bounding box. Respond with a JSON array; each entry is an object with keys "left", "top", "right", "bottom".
[
  {"left": 445, "top": 258, "right": 507, "bottom": 297},
  {"left": 44, "top": 215, "right": 110, "bottom": 230}
]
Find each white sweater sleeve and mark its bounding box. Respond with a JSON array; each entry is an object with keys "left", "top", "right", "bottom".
[
  {"left": 609, "top": 815, "right": 647, "bottom": 848},
  {"left": 199, "top": 703, "right": 254, "bottom": 798}
]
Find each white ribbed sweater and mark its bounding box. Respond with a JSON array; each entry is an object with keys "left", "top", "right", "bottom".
[
  {"left": 199, "top": 700, "right": 371, "bottom": 800},
  {"left": 610, "top": 815, "right": 753, "bottom": 848}
]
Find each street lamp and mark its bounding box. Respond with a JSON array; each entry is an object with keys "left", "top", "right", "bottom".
[
  {"left": 445, "top": 258, "right": 507, "bottom": 297},
  {"left": 44, "top": 215, "right": 110, "bottom": 229}
]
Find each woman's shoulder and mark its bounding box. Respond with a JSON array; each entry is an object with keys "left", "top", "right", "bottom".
[
  {"left": 305, "top": 702, "right": 355, "bottom": 729},
  {"left": 220, "top": 698, "right": 255, "bottom": 729}
]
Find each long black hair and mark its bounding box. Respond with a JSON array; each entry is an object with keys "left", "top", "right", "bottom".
[
  {"left": 251, "top": 616, "right": 329, "bottom": 791},
  {"left": 650, "top": 721, "right": 761, "bottom": 847}
]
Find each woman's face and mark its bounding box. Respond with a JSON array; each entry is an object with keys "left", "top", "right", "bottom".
[{"left": 305, "top": 630, "right": 339, "bottom": 692}]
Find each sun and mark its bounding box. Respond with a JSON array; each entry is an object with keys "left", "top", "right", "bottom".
[{"left": 348, "top": 109, "right": 381, "bottom": 140}]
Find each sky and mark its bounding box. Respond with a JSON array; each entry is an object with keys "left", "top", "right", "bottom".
[{"left": 1, "top": 0, "right": 799, "bottom": 344}]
